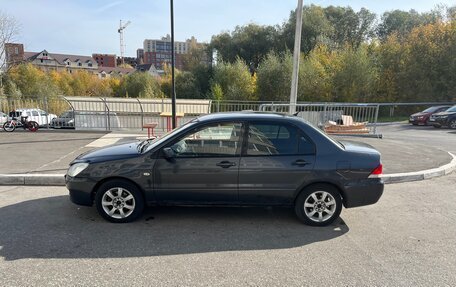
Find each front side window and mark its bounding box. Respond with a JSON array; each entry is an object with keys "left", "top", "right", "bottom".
[
  {"left": 168, "top": 122, "right": 242, "bottom": 157},
  {"left": 32, "top": 111, "right": 39, "bottom": 116},
  {"left": 246, "top": 123, "right": 315, "bottom": 156}
]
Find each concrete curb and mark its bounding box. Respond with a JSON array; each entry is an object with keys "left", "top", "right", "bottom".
[
  {"left": 0, "top": 152, "right": 454, "bottom": 186},
  {"left": 380, "top": 152, "right": 456, "bottom": 184},
  {"left": 0, "top": 174, "right": 65, "bottom": 186}
]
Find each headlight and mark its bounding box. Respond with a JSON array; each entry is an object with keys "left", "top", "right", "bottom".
[
  {"left": 68, "top": 119, "right": 74, "bottom": 124},
  {"left": 441, "top": 115, "right": 448, "bottom": 118},
  {"left": 67, "top": 162, "right": 89, "bottom": 177}
]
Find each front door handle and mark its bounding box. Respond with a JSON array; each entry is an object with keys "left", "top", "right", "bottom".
[
  {"left": 216, "top": 161, "right": 236, "bottom": 168},
  {"left": 292, "top": 159, "right": 310, "bottom": 166}
]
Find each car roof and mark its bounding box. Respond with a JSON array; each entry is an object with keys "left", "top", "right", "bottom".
[
  {"left": 15, "top": 108, "right": 43, "bottom": 111},
  {"left": 197, "top": 112, "right": 300, "bottom": 123}
]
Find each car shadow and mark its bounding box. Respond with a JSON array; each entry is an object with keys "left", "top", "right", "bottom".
[{"left": 0, "top": 195, "right": 348, "bottom": 261}]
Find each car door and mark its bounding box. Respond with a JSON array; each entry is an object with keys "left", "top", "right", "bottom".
[
  {"left": 153, "top": 122, "right": 243, "bottom": 204},
  {"left": 238, "top": 122, "right": 316, "bottom": 205},
  {"left": 30, "top": 110, "right": 40, "bottom": 125}
]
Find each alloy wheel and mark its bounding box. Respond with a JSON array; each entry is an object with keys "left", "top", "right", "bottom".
[
  {"left": 304, "top": 191, "right": 337, "bottom": 223},
  {"left": 450, "top": 120, "right": 456, "bottom": 129},
  {"left": 101, "top": 187, "right": 136, "bottom": 219}
]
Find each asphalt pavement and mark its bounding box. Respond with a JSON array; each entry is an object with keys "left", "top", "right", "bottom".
[{"left": 0, "top": 173, "right": 455, "bottom": 286}]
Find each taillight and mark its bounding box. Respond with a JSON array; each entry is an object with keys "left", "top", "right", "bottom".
[{"left": 368, "top": 163, "right": 383, "bottom": 178}]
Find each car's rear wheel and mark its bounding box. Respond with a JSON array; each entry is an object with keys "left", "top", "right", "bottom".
[
  {"left": 295, "top": 184, "right": 342, "bottom": 226},
  {"left": 95, "top": 180, "right": 144, "bottom": 223},
  {"left": 449, "top": 120, "right": 456, "bottom": 129}
]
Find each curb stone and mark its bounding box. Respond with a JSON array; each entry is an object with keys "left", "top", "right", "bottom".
[
  {"left": 0, "top": 152, "right": 455, "bottom": 186},
  {"left": 379, "top": 152, "right": 456, "bottom": 184}
]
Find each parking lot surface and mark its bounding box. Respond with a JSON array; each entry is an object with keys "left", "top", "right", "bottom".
[
  {"left": 0, "top": 131, "right": 144, "bottom": 174},
  {"left": 0, "top": 173, "right": 455, "bottom": 286}
]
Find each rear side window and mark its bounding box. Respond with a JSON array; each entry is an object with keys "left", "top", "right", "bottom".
[
  {"left": 246, "top": 123, "right": 315, "bottom": 156},
  {"left": 32, "top": 111, "right": 39, "bottom": 116}
]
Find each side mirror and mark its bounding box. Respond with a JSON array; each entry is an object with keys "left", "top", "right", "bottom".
[{"left": 162, "top": 147, "right": 175, "bottom": 159}]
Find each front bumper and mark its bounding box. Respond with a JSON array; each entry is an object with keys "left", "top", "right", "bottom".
[
  {"left": 429, "top": 118, "right": 447, "bottom": 127},
  {"left": 65, "top": 175, "right": 97, "bottom": 206},
  {"left": 342, "top": 179, "right": 384, "bottom": 208},
  {"left": 409, "top": 117, "right": 427, "bottom": 124}
]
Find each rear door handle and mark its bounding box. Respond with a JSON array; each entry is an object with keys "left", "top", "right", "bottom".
[
  {"left": 292, "top": 159, "right": 310, "bottom": 166},
  {"left": 216, "top": 161, "right": 236, "bottom": 168}
]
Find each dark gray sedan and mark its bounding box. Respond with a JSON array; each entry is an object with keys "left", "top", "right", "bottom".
[{"left": 66, "top": 112, "right": 383, "bottom": 226}]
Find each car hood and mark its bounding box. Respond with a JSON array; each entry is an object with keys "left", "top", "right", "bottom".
[
  {"left": 432, "top": 111, "right": 455, "bottom": 116},
  {"left": 410, "top": 112, "right": 430, "bottom": 117},
  {"left": 338, "top": 140, "right": 380, "bottom": 156},
  {"left": 74, "top": 141, "right": 141, "bottom": 163}
]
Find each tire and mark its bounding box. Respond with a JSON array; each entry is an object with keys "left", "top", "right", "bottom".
[
  {"left": 3, "top": 121, "right": 16, "bottom": 132},
  {"left": 449, "top": 120, "right": 456, "bottom": 129},
  {"left": 295, "top": 184, "right": 342, "bottom": 227},
  {"left": 433, "top": 125, "right": 441, "bottom": 129},
  {"left": 27, "top": 121, "right": 39, "bottom": 132},
  {"left": 95, "top": 179, "right": 145, "bottom": 223}
]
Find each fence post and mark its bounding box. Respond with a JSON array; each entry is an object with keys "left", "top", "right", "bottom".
[
  {"left": 373, "top": 104, "right": 380, "bottom": 136},
  {"left": 137, "top": 98, "right": 144, "bottom": 130},
  {"left": 216, "top": 100, "right": 220, "bottom": 113},
  {"left": 44, "top": 96, "right": 50, "bottom": 129}
]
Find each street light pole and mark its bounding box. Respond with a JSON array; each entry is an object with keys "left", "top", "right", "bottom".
[
  {"left": 289, "top": 0, "right": 304, "bottom": 115},
  {"left": 170, "top": 0, "right": 177, "bottom": 129}
]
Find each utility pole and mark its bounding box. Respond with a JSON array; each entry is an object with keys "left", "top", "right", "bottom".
[
  {"left": 170, "top": 0, "right": 176, "bottom": 129},
  {"left": 289, "top": 0, "right": 304, "bottom": 115}
]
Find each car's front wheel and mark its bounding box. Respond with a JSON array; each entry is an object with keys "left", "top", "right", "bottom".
[
  {"left": 95, "top": 180, "right": 144, "bottom": 223},
  {"left": 449, "top": 119, "right": 456, "bottom": 129},
  {"left": 295, "top": 184, "right": 342, "bottom": 226}
]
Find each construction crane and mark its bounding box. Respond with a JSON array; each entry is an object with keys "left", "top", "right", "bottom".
[{"left": 118, "top": 20, "right": 131, "bottom": 66}]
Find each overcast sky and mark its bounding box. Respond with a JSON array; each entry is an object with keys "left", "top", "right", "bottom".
[{"left": 1, "top": 0, "right": 453, "bottom": 57}]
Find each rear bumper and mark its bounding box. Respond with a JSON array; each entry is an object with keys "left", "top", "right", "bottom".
[
  {"left": 342, "top": 179, "right": 384, "bottom": 208},
  {"left": 65, "top": 175, "right": 97, "bottom": 206}
]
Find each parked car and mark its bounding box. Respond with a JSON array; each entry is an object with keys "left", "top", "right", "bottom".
[
  {"left": 429, "top": 105, "right": 456, "bottom": 129},
  {"left": 0, "top": 112, "right": 7, "bottom": 124},
  {"left": 409, "top": 106, "right": 451, "bottom": 125},
  {"left": 51, "top": 111, "right": 75, "bottom": 129},
  {"left": 10, "top": 108, "right": 57, "bottom": 127},
  {"left": 66, "top": 112, "right": 384, "bottom": 226}
]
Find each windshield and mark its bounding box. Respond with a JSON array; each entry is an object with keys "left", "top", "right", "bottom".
[
  {"left": 422, "top": 107, "right": 439, "bottom": 113},
  {"left": 141, "top": 119, "right": 198, "bottom": 153},
  {"left": 446, "top": 106, "right": 456, "bottom": 112}
]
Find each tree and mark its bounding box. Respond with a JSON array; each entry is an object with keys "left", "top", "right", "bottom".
[
  {"left": 181, "top": 43, "right": 213, "bottom": 97},
  {"left": 332, "top": 45, "right": 377, "bottom": 102},
  {"left": 377, "top": 9, "right": 442, "bottom": 41},
  {"left": 324, "top": 6, "right": 376, "bottom": 48},
  {"left": 7, "top": 63, "right": 58, "bottom": 98},
  {"left": 298, "top": 45, "right": 337, "bottom": 102},
  {"left": 256, "top": 52, "right": 292, "bottom": 101},
  {"left": 118, "top": 72, "right": 163, "bottom": 98},
  {"left": 211, "top": 23, "right": 280, "bottom": 71},
  {"left": 210, "top": 58, "right": 256, "bottom": 101},
  {"left": 0, "top": 10, "right": 20, "bottom": 72},
  {"left": 175, "top": 71, "right": 200, "bottom": 99},
  {"left": 280, "top": 5, "right": 334, "bottom": 53}
]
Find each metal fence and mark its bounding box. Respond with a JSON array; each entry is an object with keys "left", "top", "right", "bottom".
[
  {"left": 0, "top": 96, "right": 454, "bottom": 135},
  {"left": 259, "top": 103, "right": 380, "bottom": 136}
]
